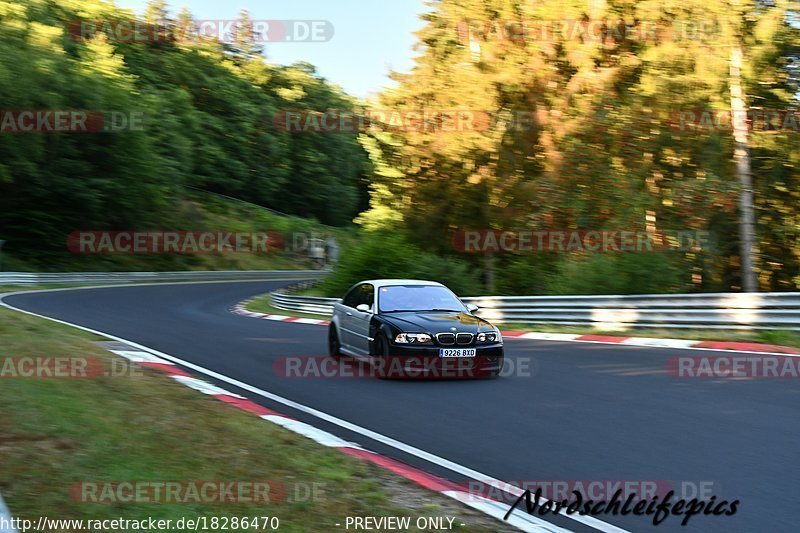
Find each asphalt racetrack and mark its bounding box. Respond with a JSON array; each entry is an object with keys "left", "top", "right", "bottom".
[{"left": 4, "top": 281, "right": 798, "bottom": 532}]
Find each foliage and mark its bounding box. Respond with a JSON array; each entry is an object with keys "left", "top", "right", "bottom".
[
  {"left": 543, "top": 252, "right": 685, "bottom": 295},
  {"left": 318, "top": 230, "right": 482, "bottom": 297},
  {"left": 358, "top": 0, "right": 800, "bottom": 293},
  {"left": 0, "top": 0, "right": 368, "bottom": 270},
  {"left": 3, "top": 0, "right": 800, "bottom": 295}
]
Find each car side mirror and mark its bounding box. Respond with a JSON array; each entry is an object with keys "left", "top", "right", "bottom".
[
  {"left": 466, "top": 303, "right": 479, "bottom": 313},
  {"left": 356, "top": 304, "right": 372, "bottom": 313}
]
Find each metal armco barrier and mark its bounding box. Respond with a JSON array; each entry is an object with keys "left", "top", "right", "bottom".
[
  {"left": 271, "top": 292, "right": 339, "bottom": 316},
  {"left": 4, "top": 270, "right": 796, "bottom": 331},
  {"left": 0, "top": 270, "right": 326, "bottom": 286},
  {"left": 270, "top": 291, "right": 800, "bottom": 331}
]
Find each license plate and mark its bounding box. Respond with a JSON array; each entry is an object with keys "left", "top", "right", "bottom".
[{"left": 439, "top": 348, "right": 476, "bottom": 358}]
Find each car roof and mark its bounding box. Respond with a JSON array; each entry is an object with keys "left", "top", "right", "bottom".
[{"left": 360, "top": 279, "right": 445, "bottom": 288}]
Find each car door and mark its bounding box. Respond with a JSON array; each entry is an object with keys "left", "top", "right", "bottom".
[
  {"left": 349, "top": 283, "right": 375, "bottom": 356},
  {"left": 336, "top": 285, "right": 361, "bottom": 351}
]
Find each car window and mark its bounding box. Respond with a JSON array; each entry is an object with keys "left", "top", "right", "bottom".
[
  {"left": 378, "top": 285, "right": 465, "bottom": 313},
  {"left": 355, "top": 284, "right": 374, "bottom": 309},
  {"left": 341, "top": 285, "right": 362, "bottom": 308}
]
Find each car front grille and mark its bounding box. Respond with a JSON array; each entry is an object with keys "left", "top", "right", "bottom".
[
  {"left": 456, "top": 333, "right": 473, "bottom": 345},
  {"left": 436, "top": 332, "right": 474, "bottom": 345},
  {"left": 436, "top": 333, "right": 455, "bottom": 345}
]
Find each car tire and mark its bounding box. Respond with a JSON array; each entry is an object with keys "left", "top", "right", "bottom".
[
  {"left": 487, "top": 358, "right": 504, "bottom": 378},
  {"left": 328, "top": 324, "right": 342, "bottom": 359},
  {"left": 372, "top": 334, "right": 392, "bottom": 379}
]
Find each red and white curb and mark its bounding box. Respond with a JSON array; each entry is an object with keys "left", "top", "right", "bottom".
[
  {"left": 501, "top": 331, "right": 800, "bottom": 355},
  {"left": 231, "top": 302, "right": 330, "bottom": 326},
  {"left": 0, "top": 494, "right": 18, "bottom": 533},
  {"left": 107, "top": 347, "right": 562, "bottom": 532},
  {"left": 231, "top": 300, "right": 800, "bottom": 357}
]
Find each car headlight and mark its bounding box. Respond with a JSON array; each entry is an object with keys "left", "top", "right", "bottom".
[
  {"left": 476, "top": 328, "right": 502, "bottom": 343},
  {"left": 395, "top": 333, "right": 432, "bottom": 344}
]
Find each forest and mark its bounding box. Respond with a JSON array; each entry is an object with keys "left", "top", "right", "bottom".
[{"left": 1, "top": 0, "right": 799, "bottom": 295}]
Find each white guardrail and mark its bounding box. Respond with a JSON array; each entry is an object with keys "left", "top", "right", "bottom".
[
  {"left": 0, "top": 270, "right": 327, "bottom": 286},
  {"left": 2, "top": 271, "right": 797, "bottom": 331},
  {"left": 271, "top": 290, "right": 800, "bottom": 331}
]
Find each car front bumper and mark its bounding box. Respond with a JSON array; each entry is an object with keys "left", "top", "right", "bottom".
[{"left": 376, "top": 343, "right": 504, "bottom": 378}]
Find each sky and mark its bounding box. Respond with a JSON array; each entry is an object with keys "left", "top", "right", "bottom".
[{"left": 114, "top": 0, "right": 429, "bottom": 98}]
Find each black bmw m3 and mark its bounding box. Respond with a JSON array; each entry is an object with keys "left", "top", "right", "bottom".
[{"left": 328, "top": 279, "right": 504, "bottom": 378}]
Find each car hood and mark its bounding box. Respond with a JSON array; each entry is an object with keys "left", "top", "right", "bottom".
[{"left": 379, "top": 311, "right": 494, "bottom": 333}]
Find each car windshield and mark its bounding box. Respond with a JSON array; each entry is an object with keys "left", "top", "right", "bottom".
[{"left": 378, "top": 285, "right": 466, "bottom": 313}]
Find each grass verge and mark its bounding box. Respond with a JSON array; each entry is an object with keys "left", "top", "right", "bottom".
[
  {"left": 494, "top": 323, "right": 800, "bottom": 349},
  {"left": 0, "top": 307, "right": 511, "bottom": 532},
  {"left": 6, "top": 190, "right": 357, "bottom": 273},
  {"left": 0, "top": 284, "right": 94, "bottom": 293}
]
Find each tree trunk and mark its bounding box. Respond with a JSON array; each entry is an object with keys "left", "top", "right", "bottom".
[{"left": 729, "top": 44, "right": 757, "bottom": 292}]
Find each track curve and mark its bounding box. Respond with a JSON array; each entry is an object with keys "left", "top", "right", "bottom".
[{"left": 3, "top": 281, "right": 798, "bottom": 532}]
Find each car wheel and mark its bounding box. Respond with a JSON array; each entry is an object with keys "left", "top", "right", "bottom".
[
  {"left": 328, "top": 324, "right": 342, "bottom": 359},
  {"left": 488, "top": 358, "right": 504, "bottom": 379},
  {"left": 372, "top": 333, "right": 388, "bottom": 356},
  {"left": 372, "top": 334, "right": 392, "bottom": 379}
]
